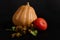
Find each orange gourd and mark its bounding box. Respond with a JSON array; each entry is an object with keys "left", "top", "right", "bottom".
[{"left": 12, "top": 2, "right": 37, "bottom": 26}]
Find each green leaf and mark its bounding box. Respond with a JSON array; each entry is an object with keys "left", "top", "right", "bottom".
[
  {"left": 12, "top": 26, "right": 16, "bottom": 31},
  {"left": 30, "top": 30, "right": 38, "bottom": 36}
]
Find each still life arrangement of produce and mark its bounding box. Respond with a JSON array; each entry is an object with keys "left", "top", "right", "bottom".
[{"left": 6, "top": 2, "right": 48, "bottom": 38}]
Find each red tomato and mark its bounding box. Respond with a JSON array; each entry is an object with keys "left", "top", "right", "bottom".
[{"left": 33, "top": 18, "right": 47, "bottom": 30}]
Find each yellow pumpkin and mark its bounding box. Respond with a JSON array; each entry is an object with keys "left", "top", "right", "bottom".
[{"left": 12, "top": 2, "right": 37, "bottom": 26}]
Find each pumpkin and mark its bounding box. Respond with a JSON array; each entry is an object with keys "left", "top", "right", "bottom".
[{"left": 12, "top": 2, "right": 37, "bottom": 26}]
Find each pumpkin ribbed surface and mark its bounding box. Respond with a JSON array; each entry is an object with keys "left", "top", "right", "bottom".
[{"left": 12, "top": 2, "right": 37, "bottom": 26}]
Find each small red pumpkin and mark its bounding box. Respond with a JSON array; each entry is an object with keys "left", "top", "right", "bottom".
[{"left": 33, "top": 18, "right": 47, "bottom": 30}]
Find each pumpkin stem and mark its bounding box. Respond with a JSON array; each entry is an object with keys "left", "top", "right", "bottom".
[{"left": 27, "top": 2, "right": 30, "bottom": 6}]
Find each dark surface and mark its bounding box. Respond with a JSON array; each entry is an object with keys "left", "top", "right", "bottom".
[{"left": 0, "top": 0, "right": 59, "bottom": 40}]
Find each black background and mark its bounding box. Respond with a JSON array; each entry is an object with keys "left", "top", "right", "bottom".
[{"left": 0, "top": 0, "right": 59, "bottom": 40}]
